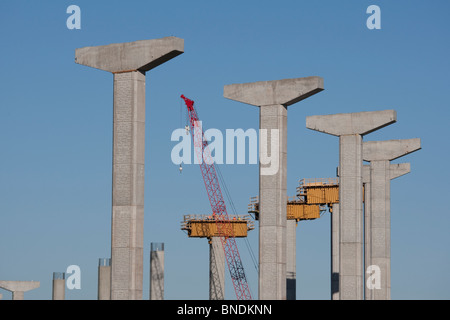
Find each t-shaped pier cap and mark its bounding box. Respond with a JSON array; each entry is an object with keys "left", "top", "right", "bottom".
[
  {"left": 0, "top": 281, "right": 40, "bottom": 300},
  {"left": 363, "top": 138, "right": 421, "bottom": 161},
  {"left": 75, "top": 36, "right": 184, "bottom": 73},
  {"left": 223, "top": 76, "right": 324, "bottom": 107},
  {"left": 306, "top": 110, "right": 397, "bottom": 136}
]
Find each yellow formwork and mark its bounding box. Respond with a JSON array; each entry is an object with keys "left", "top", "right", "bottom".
[
  {"left": 181, "top": 214, "right": 254, "bottom": 239},
  {"left": 297, "top": 178, "right": 339, "bottom": 205},
  {"left": 248, "top": 196, "right": 322, "bottom": 222},
  {"left": 287, "top": 202, "right": 321, "bottom": 221}
]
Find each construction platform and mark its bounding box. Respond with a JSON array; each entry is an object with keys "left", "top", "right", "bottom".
[
  {"left": 181, "top": 214, "right": 255, "bottom": 239},
  {"left": 248, "top": 178, "right": 340, "bottom": 221}
]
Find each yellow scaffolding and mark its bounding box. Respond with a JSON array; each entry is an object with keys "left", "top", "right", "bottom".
[{"left": 181, "top": 214, "right": 255, "bottom": 239}]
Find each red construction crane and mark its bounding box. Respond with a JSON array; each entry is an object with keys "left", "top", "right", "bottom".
[{"left": 180, "top": 94, "right": 252, "bottom": 300}]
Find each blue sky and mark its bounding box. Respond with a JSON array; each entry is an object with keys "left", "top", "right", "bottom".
[{"left": 0, "top": 0, "right": 449, "bottom": 300}]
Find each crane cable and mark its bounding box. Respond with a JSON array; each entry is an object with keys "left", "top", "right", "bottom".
[{"left": 215, "top": 165, "right": 259, "bottom": 274}]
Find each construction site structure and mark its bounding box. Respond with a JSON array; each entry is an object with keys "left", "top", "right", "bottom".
[
  {"left": 181, "top": 214, "right": 254, "bottom": 300},
  {"left": 181, "top": 214, "right": 255, "bottom": 239},
  {"left": 180, "top": 95, "right": 252, "bottom": 300},
  {"left": 248, "top": 177, "right": 340, "bottom": 300},
  {"left": 248, "top": 178, "right": 340, "bottom": 221}
]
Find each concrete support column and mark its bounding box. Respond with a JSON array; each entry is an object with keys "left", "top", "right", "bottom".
[
  {"left": 75, "top": 37, "right": 183, "bottom": 300},
  {"left": 150, "top": 243, "right": 165, "bottom": 300},
  {"left": 209, "top": 237, "right": 225, "bottom": 300},
  {"left": 286, "top": 220, "right": 297, "bottom": 300},
  {"left": 339, "top": 134, "right": 364, "bottom": 299},
  {"left": 259, "top": 103, "right": 287, "bottom": 300},
  {"left": 98, "top": 258, "right": 111, "bottom": 300},
  {"left": 111, "top": 70, "right": 145, "bottom": 300},
  {"left": 52, "top": 272, "right": 65, "bottom": 300},
  {"left": 331, "top": 203, "right": 339, "bottom": 300},
  {"left": 224, "top": 76, "right": 324, "bottom": 300},
  {"left": 306, "top": 110, "right": 397, "bottom": 300},
  {"left": 363, "top": 139, "right": 420, "bottom": 300}
]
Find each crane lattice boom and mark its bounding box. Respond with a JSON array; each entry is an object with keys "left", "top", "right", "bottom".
[{"left": 181, "top": 94, "right": 252, "bottom": 300}]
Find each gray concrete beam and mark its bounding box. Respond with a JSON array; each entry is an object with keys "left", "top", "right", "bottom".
[
  {"left": 224, "top": 77, "right": 323, "bottom": 107},
  {"left": 76, "top": 38, "right": 183, "bottom": 300},
  {"left": 306, "top": 110, "right": 396, "bottom": 300},
  {"left": 75, "top": 37, "right": 184, "bottom": 73},
  {"left": 224, "top": 77, "right": 323, "bottom": 300},
  {"left": 363, "top": 138, "right": 421, "bottom": 162},
  {"left": 0, "top": 281, "right": 40, "bottom": 300},
  {"left": 306, "top": 110, "right": 396, "bottom": 137}
]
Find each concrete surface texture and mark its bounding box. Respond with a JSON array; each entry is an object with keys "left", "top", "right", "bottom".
[
  {"left": 75, "top": 37, "right": 184, "bottom": 73},
  {"left": 209, "top": 237, "right": 225, "bottom": 300},
  {"left": 52, "top": 273, "right": 65, "bottom": 300},
  {"left": 98, "top": 258, "right": 111, "bottom": 300},
  {"left": 224, "top": 76, "right": 324, "bottom": 300},
  {"left": 363, "top": 138, "right": 420, "bottom": 300},
  {"left": 0, "top": 281, "right": 40, "bottom": 300},
  {"left": 286, "top": 220, "right": 296, "bottom": 300},
  {"left": 150, "top": 245, "right": 165, "bottom": 300},
  {"left": 75, "top": 37, "right": 184, "bottom": 300},
  {"left": 331, "top": 203, "right": 340, "bottom": 300},
  {"left": 306, "top": 110, "right": 396, "bottom": 300}
]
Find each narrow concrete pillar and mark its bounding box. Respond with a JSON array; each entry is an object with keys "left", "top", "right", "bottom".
[
  {"left": 306, "top": 110, "right": 397, "bottom": 300},
  {"left": 150, "top": 243, "right": 165, "bottom": 300},
  {"left": 331, "top": 203, "right": 340, "bottom": 300},
  {"left": 362, "top": 165, "right": 371, "bottom": 300},
  {"left": 75, "top": 37, "right": 183, "bottom": 300},
  {"left": 363, "top": 139, "right": 420, "bottom": 300},
  {"left": 52, "top": 272, "right": 65, "bottom": 300},
  {"left": 286, "top": 219, "right": 297, "bottom": 300},
  {"left": 98, "top": 258, "right": 111, "bottom": 300},
  {"left": 224, "top": 77, "right": 324, "bottom": 300},
  {"left": 209, "top": 237, "right": 225, "bottom": 300},
  {"left": 0, "top": 281, "right": 40, "bottom": 300}
]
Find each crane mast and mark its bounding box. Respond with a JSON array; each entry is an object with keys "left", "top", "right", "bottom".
[{"left": 180, "top": 94, "right": 252, "bottom": 300}]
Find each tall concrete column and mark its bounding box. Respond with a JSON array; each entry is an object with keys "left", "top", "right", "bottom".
[
  {"left": 209, "top": 237, "right": 225, "bottom": 300},
  {"left": 363, "top": 139, "right": 420, "bottom": 300},
  {"left": 306, "top": 110, "right": 397, "bottom": 300},
  {"left": 52, "top": 272, "right": 65, "bottom": 300},
  {"left": 331, "top": 203, "right": 340, "bottom": 300},
  {"left": 75, "top": 37, "right": 184, "bottom": 300},
  {"left": 98, "top": 258, "right": 111, "bottom": 300},
  {"left": 150, "top": 243, "right": 164, "bottom": 300},
  {"left": 286, "top": 219, "right": 296, "bottom": 300},
  {"left": 224, "top": 77, "right": 324, "bottom": 300},
  {"left": 0, "top": 281, "right": 40, "bottom": 300}
]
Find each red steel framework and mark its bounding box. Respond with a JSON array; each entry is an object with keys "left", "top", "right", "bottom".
[{"left": 180, "top": 94, "right": 252, "bottom": 300}]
